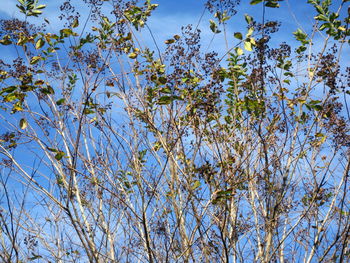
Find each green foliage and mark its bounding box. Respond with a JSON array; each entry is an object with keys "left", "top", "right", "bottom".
[
  {"left": 250, "top": 0, "right": 281, "bottom": 8},
  {"left": 308, "top": 0, "right": 350, "bottom": 40},
  {"left": 124, "top": 0, "right": 158, "bottom": 30},
  {"left": 16, "top": 0, "right": 46, "bottom": 17},
  {"left": 209, "top": 19, "right": 221, "bottom": 33}
]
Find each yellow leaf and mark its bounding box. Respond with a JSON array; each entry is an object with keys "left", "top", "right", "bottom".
[
  {"left": 34, "top": 80, "right": 45, "bottom": 85},
  {"left": 236, "top": 47, "right": 243, "bottom": 56},
  {"left": 30, "top": 56, "right": 41, "bottom": 65},
  {"left": 35, "top": 38, "right": 45, "bottom": 49},
  {"left": 165, "top": 39, "right": 175, "bottom": 44},
  {"left": 244, "top": 41, "right": 252, "bottom": 51},
  {"left": 19, "top": 118, "right": 28, "bottom": 129},
  {"left": 250, "top": 38, "right": 256, "bottom": 45},
  {"left": 72, "top": 18, "right": 79, "bottom": 28},
  {"left": 246, "top": 27, "right": 254, "bottom": 37},
  {"left": 128, "top": 53, "right": 138, "bottom": 59}
]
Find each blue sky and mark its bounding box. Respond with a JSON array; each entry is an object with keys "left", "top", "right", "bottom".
[{"left": 0, "top": 0, "right": 348, "bottom": 57}]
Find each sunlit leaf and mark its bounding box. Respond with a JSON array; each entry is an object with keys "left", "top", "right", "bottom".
[
  {"left": 34, "top": 80, "right": 45, "bottom": 85},
  {"left": 244, "top": 14, "right": 253, "bottom": 24},
  {"left": 0, "top": 86, "right": 17, "bottom": 95},
  {"left": 0, "top": 35, "right": 12, "bottom": 45},
  {"left": 19, "top": 118, "right": 28, "bottom": 129},
  {"left": 192, "top": 180, "right": 201, "bottom": 190},
  {"left": 244, "top": 41, "right": 253, "bottom": 51},
  {"left": 128, "top": 53, "right": 138, "bottom": 59},
  {"left": 265, "top": 1, "right": 280, "bottom": 8},
  {"left": 246, "top": 27, "right": 254, "bottom": 37},
  {"left": 4, "top": 93, "right": 18, "bottom": 102},
  {"left": 250, "top": 0, "right": 263, "bottom": 4},
  {"left": 60, "top": 28, "right": 78, "bottom": 36},
  {"left": 30, "top": 56, "right": 42, "bottom": 65},
  {"left": 164, "top": 39, "right": 175, "bottom": 44},
  {"left": 83, "top": 108, "right": 95, "bottom": 114},
  {"left": 72, "top": 18, "right": 79, "bottom": 28},
  {"left": 35, "top": 4, "right": 46, "bottom": 10},
  {"left": 235, "top": 47, "right": 243, "bottom": 56},
  {"left": 209, "top": 20, "right": 221, "bottom": 33}
]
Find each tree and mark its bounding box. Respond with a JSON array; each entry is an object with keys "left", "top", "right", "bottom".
[{"left": 0, "top": 0, "right": 349, "bottom": 262}]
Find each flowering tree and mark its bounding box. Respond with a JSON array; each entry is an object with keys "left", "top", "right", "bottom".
[{"left": 0, "top": 0, "right": 349, "bottom": 262}]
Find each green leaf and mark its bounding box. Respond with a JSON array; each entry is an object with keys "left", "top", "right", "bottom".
[
  {"left": 28, "top": 254, "right": 43, "bottom": 261},
  {"left": 29, "top": 10, "right": 43, "bottom": 15},
  {"left": 158, "top": 76, "right": 167, "bottom": 84},
  {"left": 296, "top": 46, "right": 307, "bottom": 54},
  {"left": 209, "top": 20, "right": 221, "bottom": 33},
  {"left": 212, "top": 189, "right": 234, "bottom": 204},
  {"left": 157, "top": 96, "right": 181, "bottom": 105},
  {"left": 60, "top": 28, "right": 78, "bottom": 36},
  {"left": 235, "top": 47, "right": 244, "bottom": 56},
  {"left": 19, "top": 118, "right": 28, "bottom": 129},
  {"left": 315, "top": 5, "right": 324, "bottom": 14},
  {"left": 293, "top": 29, "right": 309, "bottom": 44},
  {"left": 128, "top": 53, "right": 138, "bottom": 59},
  {"left": 35, "top": 4, "right": 46, "bottom": 10},
  {"left": 234, "top": 32, "right": 243, "bottom": 40},
  {"left": 0, "top": 35, "right": 12, "bottom": 45},
  {"left": 164, "top": 39, "right": 175, "bottom": 44},
  {"left": 47, "top": 147, "right": 58, "bottom": 152},
  {"left": 265, "top": 1, "right": 280, "bottom": 8},
  {"left": 160, "top": 87, "right": 171, "bottom": 93},
  {"left": 250, "top": 0, "right": 263, "bottom": 4},
  {"left": 4, "top": 93, "right": 18, "bottom": 102},
  {"left": 30, "top": 56, "right": 42, "bottom": 65},
  {"left": 55, "top": 151, "right": 65, "bottom": 161},
  {"left": 83, "top": 108, "right": 95, "bottom": 114},
  {"left": 16, "top": 5, "right": 26, "bottom": 14},
  {"left": 0, "top": 86, "right": 17, "bottom": 95},
  {"left": 34, "top": 80, "right": 45, "bottom": 85},
  {"left": 192, "top": 180, "right": 201, "bottom": 190},
  {"left": 41, "top": 86, "right": 55, "bottom": 94},
  {"left": 244, "top": 41, "right": 253, "bottom": 51},
  {"left": 17, "top": 35, "right": 29, "bottom": 46},
  {"left": 319, "top": 23, "right": 330, "bottom": 31},
  {"left": 72, "top": 18, "right": 79, "bottom": 28},
  {"left": 56, "top": 98, "right": 66, "bottom": 105},
  {"left": 35, "top": 38, "right": 45, "bottom": 49},
  {"left": 315, "top": 14, "right": 329, "bottom": 21},
  {"left": 246, "top": 27, "right": 254, "bottom": 37},
  {"left": 157, "top": 96, "right": 173, "bottom": 105},
  {"left": 245, "top": 14, "right": 253, "bottom": 24}
]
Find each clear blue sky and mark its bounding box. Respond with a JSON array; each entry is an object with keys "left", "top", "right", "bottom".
[{"left": 0, "top": 0, "right": 348, "bottom": 55}]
